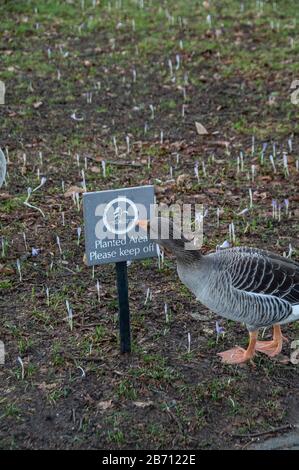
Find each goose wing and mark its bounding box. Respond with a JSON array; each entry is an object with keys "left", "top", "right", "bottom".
[{"left": 219, "top": 247, "right": 299, "bottom": 305}]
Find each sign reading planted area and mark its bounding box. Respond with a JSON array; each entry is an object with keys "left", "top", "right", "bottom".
[{"left": 83, "top": 185, "right": 156, "bottom": 265}]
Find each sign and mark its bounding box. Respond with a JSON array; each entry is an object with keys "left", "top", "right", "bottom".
[
  {"left": 83, "top": 185, "right": 156, "bottom": 265},
  {"left": 83, "top": 185, "right": 156, "bottom": 354}
]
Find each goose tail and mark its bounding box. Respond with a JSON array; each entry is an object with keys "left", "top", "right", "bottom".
[
  {"left": 279, "top": 304, "right": 299, "bottom": 325},
  {"left": 292, "top": 304, "right": 299, "bottom": 319}
]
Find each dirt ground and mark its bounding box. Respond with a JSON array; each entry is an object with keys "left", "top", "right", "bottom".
[{"left": 0, "top": 0, "right": 299, "bottom": 450}]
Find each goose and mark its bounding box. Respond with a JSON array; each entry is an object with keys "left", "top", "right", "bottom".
[
  {"left": 137, "top": 217, "right": 299, "bottom": 364},
  {"left": 0, "top": 147, "right": 6, "bottom": 188}
]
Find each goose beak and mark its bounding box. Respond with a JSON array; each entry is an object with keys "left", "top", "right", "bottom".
[{"left": 136, "top": 219, "right": 149, "bottom": 232}]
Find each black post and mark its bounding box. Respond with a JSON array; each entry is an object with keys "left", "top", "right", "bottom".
[{"left": 115, "top": 261, "right": 131, "bottom": 353}]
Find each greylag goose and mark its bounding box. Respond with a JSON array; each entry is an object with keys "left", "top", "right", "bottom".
[
  {"left": 0, "top": 147, "right": 6, "bottom": 188},
  {"left": 137, "top": 217, "right": 299, "bottom": 364}
]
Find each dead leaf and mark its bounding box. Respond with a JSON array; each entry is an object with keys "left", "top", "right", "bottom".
[
  {"left": 259, "top": 175, "right": 272, "bottom": 182},
  {"left": 64, "top": 185, "right": 85, "bottom": 197},
  {"left": 195, "top": 122, "right": 208, "bottom": 135},
  {"left": 0, "top": 192, "right": 12, "bottom": 200},
  {"left": 190, "top": 312, "right": 210, "bottom": 321},
  {"left": 97, "top": 399, "right": 113, "bottom": 410},
  {"left": 133, "top": 401, "right": 154, "bottom": 408},
  {"left": 290, "top": 340, "right": 299, "bottom": 365},
  {"left": 290, "top": 350, "right": 299, "bottom": 365},
  {"left": 208, "top": 140, "right": 230, "bottom": 147},
  {"left": 37, "top": 382, "right": 58, "bottom": 391},
  {"left": 154, "top": 186, "right": 167, "bottom": 195},
  {"left": 113, "top": 370, "right": 124, "bottom": 376},
  {"left": 33, "top": 101, "right": 43, "bottom": 109},
  {"left": 90, "top": 166, "right": 101, "bottom": 173},
  {"left": 0, "top": 264, "right": 14, "bottom": 275},
  {"left": 202, "top": 326, "right": 214, "bottom": 335},
  {"left": 176, "top": 174, "right": 192, "bottom": 190}
]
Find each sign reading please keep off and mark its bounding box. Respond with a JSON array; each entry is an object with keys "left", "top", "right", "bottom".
[{"left": 83, "top": 185, "right": 156, "bottom": 265}]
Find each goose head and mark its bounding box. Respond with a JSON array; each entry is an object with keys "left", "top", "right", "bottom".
[{"left": 136, "top": 216, "right": 201, "bottom": 264}]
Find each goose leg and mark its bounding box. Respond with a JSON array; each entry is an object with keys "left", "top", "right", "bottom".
[
  {"left": 218, "top": 332, "right": 257, "bottom": 364},
  {"left": 255, "top": 325, "right": 286, "bottom": 357}
]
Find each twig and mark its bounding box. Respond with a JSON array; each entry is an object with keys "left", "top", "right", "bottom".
[
  {"left": 80, "top": 323, "right": 107, "bottom": 330},
  {"left": 232, "top": 424, "right": 294, "bottom": 439},
  {"left": 85, "top": 155, "right": 142, "bottom": 167},
  {"left": 63, "top": 353, "right": 106, "bottom": 364}
]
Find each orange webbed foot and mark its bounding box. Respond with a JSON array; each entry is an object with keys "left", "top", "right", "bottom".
[
  {"left": 255, "top": 325, "right": 288, "bottom": 357},
  {"left": 218, "top": 332, "right": 257, "bottom": 364},
  {"left": 217, "top": 346, "right": 254, "bottom": 364},
  {"left": 255, "top": 340, "right": 282, "bottom": 357}
]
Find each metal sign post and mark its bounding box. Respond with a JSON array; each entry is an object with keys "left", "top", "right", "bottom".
[
  {"left": 115, "top": 261, "right": 131, "bottom": 353},
  {"left": 83, "top": 185, "right": 156, "bottom": 353}
]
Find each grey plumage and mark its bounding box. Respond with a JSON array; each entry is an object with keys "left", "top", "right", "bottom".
[
  {"left": 177, "top": 247, "right": 299, "bottom": 332},
  {"left": 142, "top": 217, "right": 299, "bottom": 333}
]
